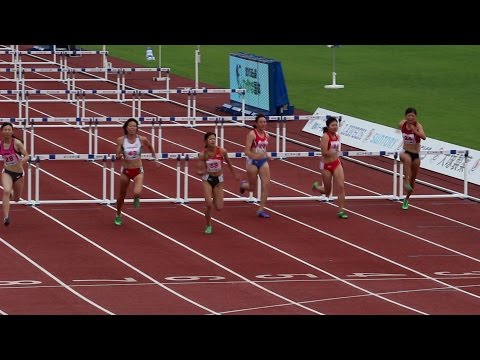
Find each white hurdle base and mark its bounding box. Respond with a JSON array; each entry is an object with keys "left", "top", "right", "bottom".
[
  {"left": 17, "top": 198, "right": 183, "bottom": 206},
  {"left": 0, "top": 200, "right": 31, "bottom": 205},
  {"left": 407, "top": 193, "right": 468, "bottom": 199}
]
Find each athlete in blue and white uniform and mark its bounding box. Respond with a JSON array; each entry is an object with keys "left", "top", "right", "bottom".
[{"left": 239, "top": 114, "right": 272, "bottom": 218}]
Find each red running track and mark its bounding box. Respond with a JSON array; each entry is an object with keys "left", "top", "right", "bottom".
[{"left": 0, "top": 48, "right": 479, "bottom": 314}]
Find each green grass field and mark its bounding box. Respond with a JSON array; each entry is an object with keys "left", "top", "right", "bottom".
[{"left": 83, "top": 45, "right": 480, "bottom": 150}]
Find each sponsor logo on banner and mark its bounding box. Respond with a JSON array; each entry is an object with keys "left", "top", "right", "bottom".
[
  {"left": 369, "top": 133, "right": 398, "bottom": 149},
  {"left": 430, "top": 147, "right": 444, "bottom": 163},
  {"left": 340, "top": 124, "right": 367, "bottom": 141},
  {"left": 469, "top": 158, "right": 480, "bottom": 174},
  {"left": 363, "top": 129, "right": 375, "bottom": 143},
  {"left": 304, "top": 107, "right": 480, "bottom": 185},
  {"left": 419, "top": 145, "right": 433, "bottom": 160}
]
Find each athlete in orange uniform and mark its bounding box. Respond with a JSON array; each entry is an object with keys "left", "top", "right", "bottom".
[{"left": 196, "top": 132, "right": 239, "bottom": 234}]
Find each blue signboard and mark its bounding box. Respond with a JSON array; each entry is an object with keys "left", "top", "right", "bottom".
[{"left": 229, "top": 53, "right": 293, "bottom": 116}]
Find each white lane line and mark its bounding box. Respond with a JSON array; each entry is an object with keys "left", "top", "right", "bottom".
[
  {"left": 5, "top": 89, "right": 324, "bottom": 315},
  {"left": 261, "top": 205, "right": 480, "bottom": 303},
  {"left": 0, "top": 237, "right": 114, "bottom": 314},
  {"left": 13, "top": 83, "right": 441, "bottom": 313},
  {"left": 30, "top": 206, "right": 220, "bottom": 314},
  {"left": 9, "top": 69, "right": 478, "bottom": 314}
]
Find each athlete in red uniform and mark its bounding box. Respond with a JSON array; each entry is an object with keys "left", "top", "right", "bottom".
[
  {"left": 114, "top": 118, "right": 156, "bottom": 226},
  {"left": 196, "top": 132, "right": 239, "bottom": 234},
  {"left": 239, "top": 114, "right": 272, "bottom": 218},
  {"left": 0, "top": 122, "right": 29, "bottom": 226},
  {"left": 399, "top": 107, "right": 426, "bottom": 210},
  {"left": 312, "top": 116, "right": 348, "bottom": 219}
]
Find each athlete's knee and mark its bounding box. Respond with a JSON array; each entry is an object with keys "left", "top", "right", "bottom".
[
  {"left": 323, "top": 185, "right": 332, "bottom": 195},
  {"left": 337, "top": 183, "right": 345, "bottom": 193}
]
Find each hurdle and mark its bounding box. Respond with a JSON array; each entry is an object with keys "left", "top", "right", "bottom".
[
  {"left": 0, "top": 67, "right": 172, "bottom": 101},
  {"left": 0, "top": 47, "right": 109, "bottom": 71},
  {"left": 0, "top": 88, "right": 247, "bottom": 119},
  {"left": 0, "top": 114, "right": 322, "bottom": 158},
  {"left": 8, "top": 148, "right": 476, "bottom": 207},
  {"left": 24, "top": 152, "right": 183, "bottom": 206},
  {"left": 0, "top": 57, "right": 246, "bottom": 121},
  {"left": 181, "top": 150, "right": 400, "bottom": 204},
  {"left": 397, "top": 150, "right": 471, "bottom": 199},
  {"left": 181, "top": 150, "right": 475, "bottom": 204}
]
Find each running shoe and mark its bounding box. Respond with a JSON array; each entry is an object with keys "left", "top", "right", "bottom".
[
  {"left": 256, "top": 210, "right": 271, "bottom": 218},
  {"left": 337, "top": 211, "right": 348, "bottom": 219},
  {"left": 402, "top": 198, "right": 409, "bottom": 210},
  {"left": 312, "top": 181, "right": 324, "bottom": 193},
  {"left": 114, "top": 214, "right": 122, "bottom": 226},
  {"left": 133, "top": 196, "right": 140, "bottom": 208},
  {"left": 4, "top": 217, "right": 10, "bottom": 226},
  {"left": 205, "top": 225, "right": 212, "bottom": 234}
]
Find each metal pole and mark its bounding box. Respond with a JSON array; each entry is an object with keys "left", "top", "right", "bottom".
[
  {"left": 159, "top": 45, "right": 162, "bottom": 71},
  {"left": 193, "top": 45, "right": 200, "bottom": 117},
  {"left": 195, "top": 45, "right": 200, "bottom": 89},
  {"left": 332, "top": 46, "right": 336, "bottom": 74}
]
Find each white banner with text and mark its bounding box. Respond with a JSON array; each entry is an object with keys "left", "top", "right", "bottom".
[{"left": 303, "top": 107, "right": 480, "bottom": 185}]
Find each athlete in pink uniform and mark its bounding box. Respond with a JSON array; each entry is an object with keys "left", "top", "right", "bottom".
[
  {"left": 239, "top": 114, "right": 272, "bottom": 218},
  {"left": 196, "top": 132, "right": 239, "bottom": 234},
  {"left": 312, "top": 116, "right": 348, "bottom": 219},
  {"left": 399, "top": 107, "right": 426, "bottom": 210},
  {"left": 0, "top": 122, "right": 29, "bottom": 226},
  {"left": 114, "top": 118, "right": 156, "bottom": 226}
]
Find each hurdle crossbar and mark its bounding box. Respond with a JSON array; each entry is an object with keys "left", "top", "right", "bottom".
[
  {"left": 6, "top": 149, "right": 475, "bottom": 206},
  {"left": 24, "top": 153, "right": 183, "bottom": 206},
  {"left": 180, "top": 149, "right": 473, "bottom": 203},
  {"left": 0, "top": 50, "right": 109, "bottom": 55}
]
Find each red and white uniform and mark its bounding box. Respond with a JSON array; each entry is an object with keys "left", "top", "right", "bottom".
[
  {"left": 204, "top": 147, "right": 223, "bottom": 173},
  {"left": 121, "top": 136, "right": 143, "bottom": 180},
  {"left": 327, "top": 132, "right": 341, "bottom": 153},
  {"left": 246, "top": 129, "right": 269, "bottom": 167},
  {"left": 401, "top": 121, "right": 421, "bottom": 144},
  {"left": 122, "top": 136, "right": 142, "bottom": 160},
  {"left": 323, "top": 132, "right": 341, "bottom": 174},
  {"left": 0, "top": 140, "right": 21, "bottom": 166},
  {"left": 250, "top": 129, "right": 268, "bottom": 155}
]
